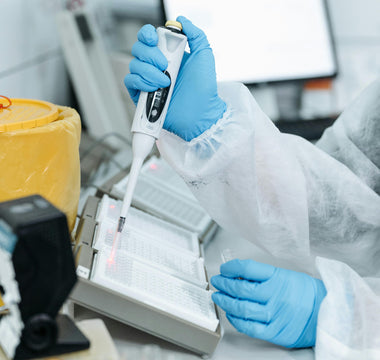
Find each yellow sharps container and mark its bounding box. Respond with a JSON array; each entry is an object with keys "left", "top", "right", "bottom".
[{"left": 0, "top": 97, "right": 81, "bottom": 231}]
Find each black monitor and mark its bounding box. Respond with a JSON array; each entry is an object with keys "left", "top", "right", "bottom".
[{"left": 161, "top": 0, "right": 338, "bottom": 85}]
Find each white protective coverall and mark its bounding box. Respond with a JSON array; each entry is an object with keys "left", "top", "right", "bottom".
[{"left": 157, "top": 80, "right": 380, "bottom": 359}]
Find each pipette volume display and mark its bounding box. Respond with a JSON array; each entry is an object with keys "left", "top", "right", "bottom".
[{"left": 108, "top": 21, "right": 187, "bottom": 264}]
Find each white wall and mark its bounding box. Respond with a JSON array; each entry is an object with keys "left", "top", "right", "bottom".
[
  {"left": 327, "top": 0, "right": 380, "bottom": 108},
  {"left": 0, "top": 0, "right": 72, "bottom": 104},
  {"left": 328, "top": 0, "right": 380, "bottom": 39}
]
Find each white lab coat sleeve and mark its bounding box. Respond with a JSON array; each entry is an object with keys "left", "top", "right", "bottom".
[
  {"left": 316, "top": 79, "right": 380, "bottom": 194},
  {"left": 157, "top": 81, "right": 380, "bottom": 356},
  {"left": 158, "top": 82, "right": 312, "bottom": 257},
  {"left": 157, "top": 81, "right": 380, "bottom": 272},
  {"left": 315, "top": 257, "right": 380, "bottom": 360}
]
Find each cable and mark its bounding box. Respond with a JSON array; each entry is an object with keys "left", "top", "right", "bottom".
[
  {"left": 81, "top": 158, "right": 123, "bottom": 188},
  {"left": 80, "top": 132, "right": 131, "bottom": 162},
  {"left": 108, "top": 158, "right": 124, "bottom": 171},
  {"left": 80, "top": 132, "right": 131, "bottom": 189},
  {"left": 83, "top": 183, "right": 101, "bottom": 191},
  {"left": 0, "top": 96, "right": 12, "bottom": 109}
]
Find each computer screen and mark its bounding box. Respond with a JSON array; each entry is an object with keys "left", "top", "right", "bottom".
[{"left": 161, "top": 0, "right": 338, "bottom": 84}]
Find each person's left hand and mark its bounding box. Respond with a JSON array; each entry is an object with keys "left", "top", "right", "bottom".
[{"left": 211, "top": 259, "right": 326, "bottom": 348}]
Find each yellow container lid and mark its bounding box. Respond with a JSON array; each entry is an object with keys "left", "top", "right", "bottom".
[{"left": 0, "top": 98, "right": 59, "bottom": 133}]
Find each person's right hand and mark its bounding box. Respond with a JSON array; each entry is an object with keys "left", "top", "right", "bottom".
[{"left": 124, "top": 16, "right": 226, "bottom": 141}]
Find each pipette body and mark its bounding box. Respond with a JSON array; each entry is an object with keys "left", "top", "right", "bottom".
[{"left": 108, "top": 22, "right": 187, "bottom": 263}]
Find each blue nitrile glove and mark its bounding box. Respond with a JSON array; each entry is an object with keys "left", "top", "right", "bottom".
[
  {"left": 211, "top": 259, "right": 327, "bottom": 348},
  {"left": 124, "top": 16, "right": 226, "bottom": 141}
]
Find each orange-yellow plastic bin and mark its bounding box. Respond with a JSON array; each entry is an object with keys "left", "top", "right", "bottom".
[{"left": 0, "top": 98, "right": 81, "bottom": 231}]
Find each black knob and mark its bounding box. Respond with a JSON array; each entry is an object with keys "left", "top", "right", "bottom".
[{"left": 22, "top": 313, "right": 58, "bottom": 352}]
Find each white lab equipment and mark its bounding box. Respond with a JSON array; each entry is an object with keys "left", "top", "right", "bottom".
[
  {"left": 157, "top": 80, "right": 380, "bottom": 358},
  {"left": 71, "top": 195, "right": 221, "bottom": 356},
  {"left": 57, "top": 10, "right": 132, "bottom": 146},
  {"left": 112, "top": 21, "right": 187, "bottom": 259},
  {"left": 109, "top": 156, "right": 215, "bottom": 238}
]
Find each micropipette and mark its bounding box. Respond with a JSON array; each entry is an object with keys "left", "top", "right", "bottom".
[{"left": 108, "top": 21, "right": 187, "bottom": 264}]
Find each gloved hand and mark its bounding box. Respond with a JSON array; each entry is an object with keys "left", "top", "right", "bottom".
[
  {"left": 211, "top": 259, "right": 327, "bottom": 348},
  {"left": 124, "top": 16, "right": 226, "bottom": 141}
]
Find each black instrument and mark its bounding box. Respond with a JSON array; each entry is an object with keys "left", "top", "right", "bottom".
[{"left": 0, "top": 195, "right": 89, "bottom": 359}]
